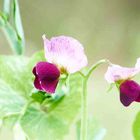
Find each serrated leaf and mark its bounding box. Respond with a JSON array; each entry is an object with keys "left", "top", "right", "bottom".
[{"left": 133, "top": 111, "right": 140, "bottom": 140}]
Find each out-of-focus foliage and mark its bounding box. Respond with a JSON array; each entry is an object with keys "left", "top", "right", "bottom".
[
  {"left": 0, "top": 52, "right": 105, "bottom": 140},
  {"left": 0, "top": 0, "right": 25, "bottom": 54},
  {"left": 133, "top": 111, "right": 140, "bottom": 140}
]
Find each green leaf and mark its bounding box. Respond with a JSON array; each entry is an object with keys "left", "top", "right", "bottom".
[
  {"left": 0, "top": 18, "right": 23, "bottom": 54},
  {"left": 0, "top": 51, "right": 45, "bottom": 97},
  {"left": 76, "top": 117, "right": 106, "bottom": 140},
  {"left": 0, "top": 55, "right": 31, "bottom": 97},
  {"left": 31, "top": 91, "right": 51, "bottom": 104},
  {"left": 0, "top": 6, "right": 24, "bottom": 55},
  {"left": 0, "top": 79, "right": 25, "bottom": 118},
  {"left": 0, "top": 15, "right": 5, "bottom": 26},
  {"left": 0, "top": 52, "right": 83, "bottom": 140},
  {"left": 20, "top": 73, "right": 83, "bottom": 140},
  {"left": 0, "top": 0, "right": 25, "bottom": 54},
  {"left": 0, "top": 52, "right": 45, "bottom": 127},
  {"left": 133, "top": 111, "right": 140, "bottom": 140},
  {"left": 0, "top": 12, "right": 7, "bottom": 27}
]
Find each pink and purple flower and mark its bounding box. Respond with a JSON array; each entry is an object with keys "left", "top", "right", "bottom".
[
  {"left": 105, "top": 58, "right": 140, "bottom": 106},
  {"left": 33, "top": 35, "right": 88, "bottom": 94}
]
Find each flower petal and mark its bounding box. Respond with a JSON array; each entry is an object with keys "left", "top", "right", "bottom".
[
  {"left": 36, "top": 62, "right": 60, "bottom": 80},
  {"left": 135, "top": 95, "right": 140, "bottom": 102},
  {"left": 34, "top": 77, "right": 43, "bottom": 90},
  {"left": 119, "top": 80, "right": 140, "bottom": 106},
  {"left": 33, "top": 62, "right": 60, "bottom": 93},
  {"left": 105, "top": 60, "right": 140, "bottom": 83},
  {"left": 41, "top": 79, "right": 59, "bottom": 93},
  {"left": 43, "top": 35, "right": 88, "bottom": 73},
  {"left": 32, "top": 67, "right": 42, "bottom": 90}
]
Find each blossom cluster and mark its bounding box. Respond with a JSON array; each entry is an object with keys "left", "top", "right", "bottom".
[{"left": 33, "top": 35, "right": 140, "bottom": 107}]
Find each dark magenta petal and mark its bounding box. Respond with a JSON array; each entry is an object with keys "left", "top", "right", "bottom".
[
  {"left": 41, "top": 79, "right": 59, "bottom": 93},
  {"left": 36, "top": 62, "right": 60, "bottom": 81},
  {"left": 120, "top": 80, "right": 140, "bottom": 106},
  {"left": 32, "top": 67, "right": 37, "bottom": 76},
  {"left": 32, "top": 67, "right": 42, "bottom": 90},
  {"left": 32, "top": 62, "right": 60, "bottom": 93},
  {"left": 135, "top": 95, "right": 140, "bottom": 102},
  {"left": 34, "top": 77, "right": 43, "bottom": 90}
]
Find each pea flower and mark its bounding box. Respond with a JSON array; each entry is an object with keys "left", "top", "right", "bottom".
[
  {"left": 33, "top": 35, "right": 88, "bottom": 94},
  {"left": 105, "top": 58, "right": 140, "bottom": 106}
]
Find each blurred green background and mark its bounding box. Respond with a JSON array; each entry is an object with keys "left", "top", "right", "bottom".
[{"left": 0, "top": 0, "right": 140, "bottom": 140}]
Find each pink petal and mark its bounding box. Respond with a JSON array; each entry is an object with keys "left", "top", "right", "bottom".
[
  {"left": 43, "top": 35, "right": 88, "bottom": 73},
  {"left": 105, "top": 58, "right": 140, "bottom": 83}
]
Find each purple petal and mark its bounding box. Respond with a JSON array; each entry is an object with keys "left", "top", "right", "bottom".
[
  {"left": 105, "top": 65, "right": 140, "bottom": 83},
  {"left": 136, "top": 95, "right": 140, "bottom": 102},
  {"left": 36, "top": 62, "right": 60, "bottom": 81},
  {"left": 34, "top": 77, "right": 42, "bottom": 90},
  {"left": 32, "top": 67, "right": 42, "bottom": 90},
  {"left": 32, "top": 67, "right": 37, "bottom": 75},
  {"left": 42, "top": 35, "right": 88, "bottom": 73},
  {"left": 34, "top": 62, "right": 60, "bottom": 93},
  {"left": 41, "top": 79, "right": 59, "bottom": 93},
  {"left": 120, "top": 80, "right": 140, "bottom": 106}
]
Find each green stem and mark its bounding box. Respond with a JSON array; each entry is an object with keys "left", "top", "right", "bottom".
[
  {"left": 80, "top": 77, "right": 88, "bottom": 140},
  {"left": 86, "top": 59, "right": 110, "bottom": 79},
  {"left": 80, "top": 59, "right": 109, "bottom": 140}
]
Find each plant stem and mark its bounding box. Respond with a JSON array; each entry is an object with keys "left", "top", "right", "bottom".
[
  {"left": 86, "top": 59, "right": 109, "bottom": 79},
  {"left": 80, "top": 77, "right": 88, "bottom": 140},
  {"left": 80, "top": 59, "right": 109, "bottom": 140}
]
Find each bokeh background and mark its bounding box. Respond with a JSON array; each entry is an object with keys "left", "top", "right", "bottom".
[{"left": 0, "top": 0, "right": 140, "bottom": 140}]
